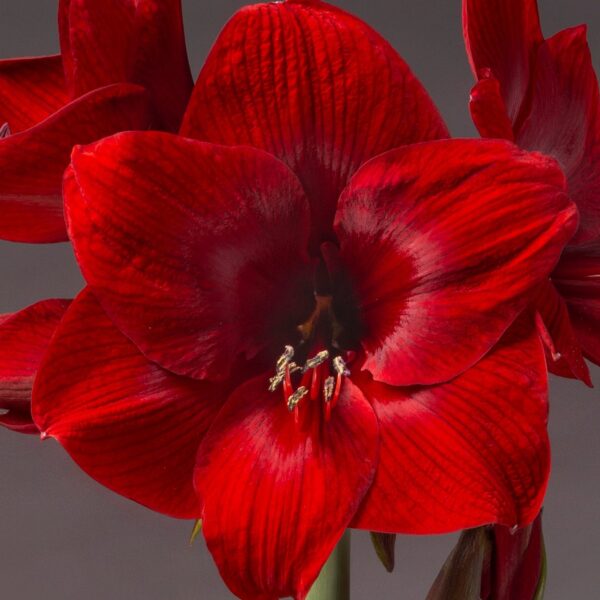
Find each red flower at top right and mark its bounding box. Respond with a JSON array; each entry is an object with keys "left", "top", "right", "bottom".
[{"left": 463, "top": 0, "right": 600, "bottom": 384}]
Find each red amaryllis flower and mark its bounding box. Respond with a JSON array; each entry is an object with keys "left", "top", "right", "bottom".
[
  {"left": 32, "top": 1, "right": 577, "bottom": 598},
  {"left": 463, "top": 0, "right": 600, "bottom": 383},
  {"left": 0, "top": 0, "right": 192, "bottom": 243}
]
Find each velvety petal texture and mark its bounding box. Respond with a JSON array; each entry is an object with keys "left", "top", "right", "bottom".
[
  {"left": 65, "top": 132, "right": 313, "bottom": 380},
  {"left": 59, "top": 0, "right": 193, "bottom": 130},
  {"left": 0, "top": 84, "right": 151, "bottom": 243},
  {"left": 195, "top": 376, "right": 378, "bottom": 600},
  {"left": 0, "top": 299, "right": 70, "bottom": 434},
  {"left": 0, "top": 56, "right": 67, "bottom": 133},
  {"left": 335, "top": 139, "right": 577, "bottom": 386},
  {"left": 352, "top": 319, "right": 550, "bottom": 533},
  {"left": 33, "top": 289, "right": 226, "bottom": 518},
  {"left": 181, "top": 0, "right": 448, "bottom": 243},
  {"left": 59, "top": 0, "right": 192, "bottom": 131}
]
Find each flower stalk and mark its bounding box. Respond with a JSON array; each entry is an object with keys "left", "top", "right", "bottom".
[{"left": 306, "top": 531, "right": 351, "bottom": 600}]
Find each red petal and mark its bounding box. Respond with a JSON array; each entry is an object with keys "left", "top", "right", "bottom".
[
  {"left": 0, "top": 83, "right": 151, "bottom": 243},
  {"left": 469, "top": 70, "right": 515, "bottom": 141},
  {"left": 335, "top": 139, "right": 577, "bottom": 386},
  {"left": 352, "top": 318, "right": 550, "bottom": 533},
  {"left": 554, "top": 242, "right": 600, "bottom": 368},
  {"left": 463, "top": 0, "right": 542, "bottom": 125},
  {"left": 195, "top": 375, "right": 378, "bottom": 600},
  {"left": 65, "top": 132, "right": 313, "bottom": 380},
  {"left": 533, "top": 279, "right": 591, "bottom": 385},
  {"left": 0, "top": 56, "right": 67, "bottom": 133},
  {"left": 517, "top": 26, "right": 600, "bottom": 244},
  {"left": 181, "top": 0, "right": 448, "bottom": 244},
  {"left": 32, "top": 289, "right": 227, "bottom": 518},
  {"left": 59, "top": 0, "right": 192, "bottom": 130},
  {"left": 0, "top": 299, "right": 70, "bottom": 434}
]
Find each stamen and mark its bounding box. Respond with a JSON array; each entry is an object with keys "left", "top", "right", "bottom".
[
  {"left": 269, "top": 346, "right": 296, "bottom": 392},
  {"left": 287, "top": 386, "right": 308, "bottom": 411},
  {"left": 323, "top": 376, "right": 335, "bottom": 403},
  {"left": 276, "top": 345, "right": 295, "bottom": 372},
  {"left": 0, "top": 408, "right": 9, "bottom": 416},
  {"left": 268, "top": 371, "right": 285, "bottom": 392},
  {"left": 303, "top": 350, "right": 329, "bottom": 371},
  {"left": 333, "top": 355, "right": 351, "bottom": 377},
  {"left": 287, "top": 361, "right": 302, "bottom": 374},
  {"left": 0, "top": 123, "right": 10, "bottom": 139}
]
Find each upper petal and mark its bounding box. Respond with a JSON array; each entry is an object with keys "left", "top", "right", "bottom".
[
  {"left": 517, "top": 26, "right": 600, "bottom": 244},
  {"left": 59, "top": 0, "right": 193, "bottom": 130},
  {"left": 65, "top": 132, "right": 313, "bottom": 380},
  {"left": 463, "top": 0, "right": 542, "bottom": 125},
  {"left": 0, "top": 299, "right": 70, "bottom": 434},
  {"left": 195, "top": 375, "right": 378, "bottom": 600},
  {"left": 0, "top": 56, "right": 68, "bottom": 133},
  {"left": 181, "top": 0, "right": 448, "bottom": 245},
  {"left": 335, "top": 139, "right": 577, "bottom": 386},
  {"left": 32, "top": 289, "right": 227, "bottom": 518},
  {"left": 0, "top": 83, "right": 152, "bottom": 243},
  {"left": 352, "top": 317, "right": 550, "bottom": 533}
]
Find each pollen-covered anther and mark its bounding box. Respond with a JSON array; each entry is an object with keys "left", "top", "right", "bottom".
[
  {"left": 287, "top": 386, "right": 309, "bottom": 411},
  {"left": 269, "top": 345, "right": 296, "bottom": 391},
  {"left": 323, "top": 376, "right": 335, "bottom": 403},
  {"left": 303, "top": 350, "right": 329, "bottom": 371},
  {"left": 333, "top": 355, "right": 351, "bottom": 377}
]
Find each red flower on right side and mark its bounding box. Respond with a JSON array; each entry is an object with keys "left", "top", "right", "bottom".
[{"left": 463, "top": 0, "right": 600, "bottom": 384}]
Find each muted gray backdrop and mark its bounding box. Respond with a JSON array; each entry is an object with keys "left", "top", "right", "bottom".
[{"left": 0, "top": 1, "right": 599, "bottom": 598}]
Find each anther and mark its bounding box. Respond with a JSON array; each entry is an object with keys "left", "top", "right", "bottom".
[
  {"left": 268, "top": 371, "right": 285, "bottom": 392},
  {"left": 333, "top": 355, "right": 351, "bottom": 377},
  {"left": 276, "top": 345, "right": 295, "bottom": 372},
  {"left": 287, "top": 386, "right": 309, "bottom": 411},
  {"left": 303, "top": 350, "right": 329, "bottom": 371},
  {"left": 0, "top": 408, "right": 9, "bottom": 416},
  {"left": 323, "top": 376, "right": 335, "bottom": 403},
  {"left": 0, "top": 123, "right": 10, "bottom": 139}
]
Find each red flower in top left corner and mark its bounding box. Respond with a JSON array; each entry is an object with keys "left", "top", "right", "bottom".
[
  {"left": 30, "top": 2, "right": 577, "bottom": 599},
  {"left": 0, "top": 0, "right": 192, "bottom": 243}
]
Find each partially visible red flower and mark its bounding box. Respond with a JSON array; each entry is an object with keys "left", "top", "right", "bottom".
[
  {"left": 427, "top": 513, "right": 545, "bottom": 600},
  {"left": 0, "top": 300, "right": 70, "bottom": 433},
  {"left": 0, "top": 0, "right": 192, "bottom": 243},
  {"left": 463, "top": 0, "right": 600, "bottom": 383},
  {"left": 30, "top": 2, "right": 578, "bottom": 598}
]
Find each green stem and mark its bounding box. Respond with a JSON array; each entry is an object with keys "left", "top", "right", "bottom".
[{"left": 306, "top": 530, "right": 351, "bottom": 600}]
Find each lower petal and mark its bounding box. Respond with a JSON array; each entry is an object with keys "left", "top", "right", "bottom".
[
  {"left": 33, "top": 289, "right": 227, "bottom": 518},
  {"left": 195, "top": 376, "right": 378, "bottom": 600},
  {"left": 352, "top": 318, "right": 549, "bottom": 533},
  {"left": 0, "top": 299, "right": 70, "bottom": 433}
]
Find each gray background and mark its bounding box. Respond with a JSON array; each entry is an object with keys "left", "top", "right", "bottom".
[{"left": 0, "top": 0, "right": 599, "bottom": 598}]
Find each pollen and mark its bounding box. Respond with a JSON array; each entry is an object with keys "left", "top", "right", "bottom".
[{"left": 287, "top": 386, "right": 309, "bottom": 411}]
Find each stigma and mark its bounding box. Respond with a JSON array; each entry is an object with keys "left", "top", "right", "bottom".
[{"left": 268, "top": 345, "right": 352, "bottom": 421}]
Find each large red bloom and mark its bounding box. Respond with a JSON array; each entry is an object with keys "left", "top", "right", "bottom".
[
  {"left": 32, "top": 2, "right": 577, "bottom": 598},
  {"left": 0, "top": 0, "right": 192, "bottom": 243},
  {"left": 463, "top": 0, "right": 600, "bottom": 383}
]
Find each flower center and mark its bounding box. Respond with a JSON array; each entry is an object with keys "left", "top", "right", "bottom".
[{"left": 268, "top": 293, "right": 354, "bottom": 422}]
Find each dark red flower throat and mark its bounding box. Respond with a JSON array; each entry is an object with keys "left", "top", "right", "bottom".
[{"left": 268, "top": 244, "right": 361, "bottom": 424}]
